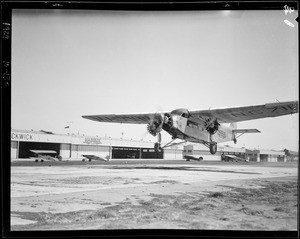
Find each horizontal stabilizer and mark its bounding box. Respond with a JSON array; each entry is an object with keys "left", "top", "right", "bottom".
[{"left": 233, "top": 129, "right": 261, "bottom": 134}]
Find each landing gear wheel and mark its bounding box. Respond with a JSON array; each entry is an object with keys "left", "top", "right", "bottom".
[
  {"left": 209, "top": 143, "right": 217, "bottom": 155},
  {"left": 154, "top": 142, "right": 162, "bottom": 153}
]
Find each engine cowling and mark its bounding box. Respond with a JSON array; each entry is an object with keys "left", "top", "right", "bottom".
[
  {"left": 147, "top": 113, "right": 163, "bottom": 136},
  {"left": 147, "top": 113, "right": 172, "bottom": 136}
]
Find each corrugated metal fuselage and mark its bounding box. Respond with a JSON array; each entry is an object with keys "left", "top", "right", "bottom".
[{"left": 163, "top": 115, "right": 234, "bottom": 144}]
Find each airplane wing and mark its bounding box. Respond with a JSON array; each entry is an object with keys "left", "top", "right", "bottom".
[
  {"left": 189, "top": 101, "right": 298, "bottom": 123},
  {"left": 82, "top": 112, "right": 159, "bottom": 124},
  {"left": 82, "top": 101, "right": 298, "bottom": 125}
]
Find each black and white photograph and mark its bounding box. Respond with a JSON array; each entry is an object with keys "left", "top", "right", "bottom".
[{"left": 3, "top": 1, "right": 298, "bottom": 235}]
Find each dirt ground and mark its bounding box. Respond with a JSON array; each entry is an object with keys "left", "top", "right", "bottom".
[{"left": 10, "top": 161, "right": 298, "bottom": 231}]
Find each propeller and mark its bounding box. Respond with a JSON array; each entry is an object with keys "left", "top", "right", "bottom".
[
  {"left": 142, "top": 106, "right": 173, "bottom": 149},
  {"left": 147, "top": 113, "right": 164, "bottom": 136}
]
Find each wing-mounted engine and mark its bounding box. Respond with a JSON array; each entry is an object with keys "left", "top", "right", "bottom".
[
  {"left": 147, "top": 113, "right": 173, "bottom": 137},
  {"left": 147, "top": 113, "right": 174, "bottom": 153},
  {"left": 147, "top": 114, "right": 163, "bottom": 136},
  {"left": 205, "top": 118, "right": 220, "bottom": 135}
]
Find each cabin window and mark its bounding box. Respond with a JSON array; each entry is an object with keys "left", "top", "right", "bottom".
[
  {"left": 187, "top": 120, "right": 198, "bottom": 128},
  {"left": 182, "top": 113, "right": 187, "bottom": 118}
]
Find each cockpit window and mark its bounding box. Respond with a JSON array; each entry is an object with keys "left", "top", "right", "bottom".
[{"left": 171, "top": 109, "right": 189, "bottom": 118}]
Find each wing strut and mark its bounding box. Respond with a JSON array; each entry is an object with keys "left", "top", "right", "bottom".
[
  {"left": 161, "top": 139, "right": 188, "bottom": 149},
  {"left": 233, "top": 129, "right": 261, "bottom": 139}
]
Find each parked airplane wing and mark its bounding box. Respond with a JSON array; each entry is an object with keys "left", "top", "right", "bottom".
[
  {"left": 188, "top": 101, "right": 298, "bottom": 123},
  {"left": 82, "top": 112, "right": 160, "bottom": 124}
]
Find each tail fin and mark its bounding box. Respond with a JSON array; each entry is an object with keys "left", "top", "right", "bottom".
[{"left": 230, "top": 123, "right": 237, "bottom": 129}]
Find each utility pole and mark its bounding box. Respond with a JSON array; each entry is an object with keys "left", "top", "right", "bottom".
[{"left": 66, "top": 121, "right": 73, "bottom": 134}]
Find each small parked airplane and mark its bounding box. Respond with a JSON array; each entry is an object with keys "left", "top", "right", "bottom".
[
  {"left": 82, "top": 154, "right": 110, "bottom": 162},
  {"left": 221, "top": 153, "right": 249, "bottom": 162},
  {"left": 82, "top": 101, "right": 298, "bottom": 155},
  {"left": 30, "top": 150, "right": 62, "bottom": 162}
]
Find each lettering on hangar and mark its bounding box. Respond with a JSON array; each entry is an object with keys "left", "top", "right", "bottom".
[
  {"left": 11, "top": 133, "right": 33, "bottom": 140},
  {"left": 83, "top": 137, "right": 102, "bottom": 145}
]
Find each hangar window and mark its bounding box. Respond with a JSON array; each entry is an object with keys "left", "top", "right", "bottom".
[
  {"left": 187, "top": 120, "right": 198, "bottom": 128},
  {"left": 11, "top": 141, "right": 18, "bottom": 149}
]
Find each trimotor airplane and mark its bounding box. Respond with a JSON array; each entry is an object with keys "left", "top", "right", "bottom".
[{"left": 82, "top": 101, "right": 298, "bottom": 155}]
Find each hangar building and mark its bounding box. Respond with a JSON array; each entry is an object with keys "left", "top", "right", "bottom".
[
  {"left": 10, "top": 129, "right": 288, "bottom": 162},
  {"left": 182, "top": 143, "right": 287, "bottom": 162},
  {"left": 10, "top": 129, "right": 179, "bottom": 160}
]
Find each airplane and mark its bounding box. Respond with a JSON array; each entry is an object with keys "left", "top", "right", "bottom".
[
  {"left": 183, "top": 155, "right": 203, "bottom": 161},
  {"left": 82, "top": 101, "right": 298, "bottom": 155},
  {"left": 221, "top": 153, "right": 249, "bottom": 162},
  {"left": 81, "top": 154, "right": 110, "bottom": 162},
  {"left": 30, "top": 150, "right": 62, "bottom": 162}
]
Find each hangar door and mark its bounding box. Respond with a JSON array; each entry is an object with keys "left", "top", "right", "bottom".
[
  {"left": 112, "top": 147, "right": 164, "bottom": 159},
  {"left": 18, "top": 142, "right": 60, "bottom": 158},
  {"left": 112, "top": 147, "right": 140, "bottom": 159},
  {"left": 141, "top": 148, "right": 163, "bottom": 159}
]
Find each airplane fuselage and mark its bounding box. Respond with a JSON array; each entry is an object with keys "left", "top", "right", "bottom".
[{"left": 163, "top": 113, "right": 234, "bottom": 144}]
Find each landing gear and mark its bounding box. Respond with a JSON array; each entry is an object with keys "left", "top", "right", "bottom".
[
  {"left": 154, "top": 142, "right": 162, "bottom": 153},
  {"left": 209, "top": 143, "right": 217, "bottom": 155},
  {"left": 154, "top": 132, "right": 162, "bottom": 153}
]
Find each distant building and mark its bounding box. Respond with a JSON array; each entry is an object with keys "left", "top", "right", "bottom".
[
  {"left": 284, "top": 149, "right": 299, "bottom": 161},
  {"left": 11, "top": 129, "right": 164, "bottom": 160},
  {"left": 10, "top": 129, "right": 292, "bottom": 162}
]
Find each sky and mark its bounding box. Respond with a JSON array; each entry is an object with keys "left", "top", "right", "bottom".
[{"left": 11, "top": 9, "right": 298, "bottom": 151}]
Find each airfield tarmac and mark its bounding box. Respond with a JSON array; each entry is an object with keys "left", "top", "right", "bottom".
[{"left": 11, "top": 160, "right": 298, "bottom": 231}]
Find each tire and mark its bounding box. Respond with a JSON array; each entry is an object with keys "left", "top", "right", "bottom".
[
  {"left": 154, "top": 143, "right": 162, "bottom": 153},
  {"left": 199, "top": 157, "right": 203, "bottom": 161},
  {"left": 209, "top": 143, "right": 217, "bottom": 154}
]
